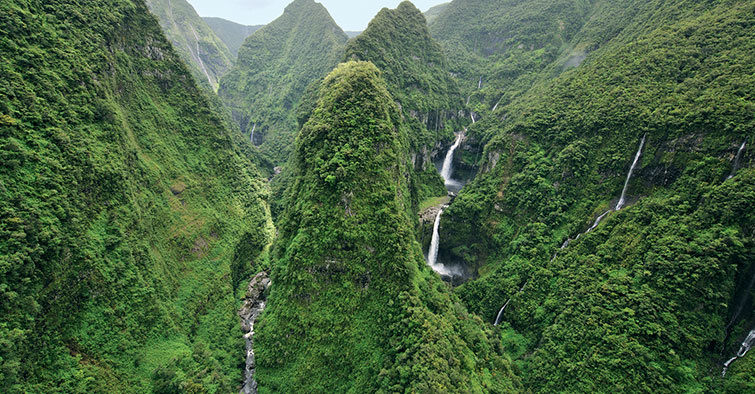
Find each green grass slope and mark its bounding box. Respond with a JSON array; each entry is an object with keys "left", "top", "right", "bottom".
[
  {"left": 254, "top": 61, "right": 520, "bottom": 393},
  {"left": 145, "top": 0, "right": 235, "bottom": 92},
  {"left": 436, "top": 0, "right": 755, "bottom": 392},
  {"left": 0, "top": 1, "right": 273, "bottom": 392},
  {"left": 218, "top": 0, "right": 348, "bottom": 166}
]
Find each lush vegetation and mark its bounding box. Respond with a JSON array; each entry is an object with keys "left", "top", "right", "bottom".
[
  {"left": 145, "top": 0, "right": 234, "bottom": 91},
  {"left": 432, "top": 0, "right": 755, "bottom": 391},
  {"left": 255, "top": 61, "right": 520, "bottom": 393},
  {"left": 218, "top": 0, "right": 348, "bottom": 166},
  {"left": 0, "top": 1, "right": 272, "bottom": 392},
  {"left": 202, "top": 17, "right": 262, "bottom": 58},
  {"left": 345, "top": 1, "right": 465, "bottom": 203}
]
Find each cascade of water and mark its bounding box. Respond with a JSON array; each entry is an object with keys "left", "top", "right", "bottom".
[
  {"left": 616, "top": 134, "right": 647, "bottom": 210},
  {"left": 492, "top": 95, "right": 503, "bottom": 112},
  {"left": 427, "top": 208, "right": 443, "bottom": 268},
  {"left": 493, "top": 281, "right": 528, "bottom": 326},
  {"left": 723, "top": 329, "right": 755, "bottom": 376},
  {"left": 478, "top": 76, "right": 482, "bottom": 89},
  {"left": 426, "top": 208, "right": 460, "bottom": 277},
  {"left": 250, "top": 123, "right": 256, "bottom": 144},
  {"left": 728, "top": 140, "right": 747, "bottom": 180},
  {"left": 586, "top": 210, "right": 611, "bottom": 233},
  {"left": 239, "top": 273, "right": 270, "bottom": 394},
  {"left": 440, "top": 132, "right": 463, "bottom": 187}
]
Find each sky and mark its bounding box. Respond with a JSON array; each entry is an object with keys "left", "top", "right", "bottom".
[{"left": 186, "top": 0, "right": 448, "bottom": 31}]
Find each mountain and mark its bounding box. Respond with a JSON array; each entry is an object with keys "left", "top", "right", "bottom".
[
  {"left": 344, "top": 30, "right": 362, "bottom": 38},
  {"left": 431, "top": 0, "right": 755, "bottom": 391},
  {"left": 429, "top": 0, "right": 595, "bottom": 123},
  {"left": 345, "top": 1, "right": 465, "bottom": 202},
  {"left": 145, "top": 0, "right": 234, "bottom": 91},
  {"left": 203, "top": 17, "right": 263, "bottom": 58},
  {"left": 0, "top": 1, "right": 272, "bottom": 392},
  {"left": 254, "top": 60, "right": 520, "bottom": 393},
  {"left": 218, "top": 0, "right": 348, "bottom": 166},
  {"left": 423, "top": 2, "right": 449, "bottom": 24}
]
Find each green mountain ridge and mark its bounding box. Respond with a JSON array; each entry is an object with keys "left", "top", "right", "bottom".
[
  {"left": 254, "top": 60, "right": 520, "bottom": 393},
  {"left": 2, "top": 0, "right": 755, "bottom": 392},
  {"left": 218, "top": 0, "right": 348, "bottom": 166},
  {"left": 431, "top": 0, "right": 755, "bottom": 391},
  {"left": 202, "top": 17, "right": 263, "bottom": 58},
  {"left": 345, "top": 1, "right": 465, "bottom": 201},
  {"left": 0, "top": 0, "right": 272, "bottom": 392},
  {"left": 145, "top": 0, "right": 234, "bottom": 92}
]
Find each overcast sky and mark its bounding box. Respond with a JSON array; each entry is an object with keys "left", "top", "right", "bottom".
[{"left": 186, "top": 0, "right": 447, "bottom": 31}]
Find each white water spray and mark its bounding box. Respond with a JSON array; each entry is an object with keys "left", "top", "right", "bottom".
[
  {"left": 616, "top": 134, "right": 646, "bottom": 210},
  {"left": 426, "top": 208, "right": 460, "bottom": 277},
  {"left": 440, "top": 132, "right": 463, "bottom": 188},
  {"left": 250, "top": 123, "right": 256, "bottom": 144}
]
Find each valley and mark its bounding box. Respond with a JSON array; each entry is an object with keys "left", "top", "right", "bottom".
[{"left": 1, "top": 0, "right": 754, "bottom": 393}]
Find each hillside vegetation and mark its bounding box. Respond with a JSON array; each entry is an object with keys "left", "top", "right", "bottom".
[
  {"left": 218, "top": 0, "right": 348, "bottom": 166},
  {"left": 0, "top": 1, "right": 272, "bottom": 392},
  {"left": 431, "top": 0, "right": 755, "bottom": 392},
  {"left": 255, "top": 61, "right": 520, "bottom": 393},
  {"left": 203, "top": 17, "right": 262, "bottom": 58},
  {"left": 145, "top": 0, "right": 234, "bottom": 91}
]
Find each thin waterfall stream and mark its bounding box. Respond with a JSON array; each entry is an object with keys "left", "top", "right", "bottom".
[
  {"left": 504, "top": 135, "right": 647, "bottom": 324},
  {"left": 727, "top": 140, "right": 747, "bottom": 180}
]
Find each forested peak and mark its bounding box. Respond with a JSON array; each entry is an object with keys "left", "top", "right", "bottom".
[
  {"left": 371, "top": 1, "right": 427, "bottom": 30},
  {"left": 284, "top": 0, "right": 330, "bottom": 18},
  {"left": 293, "top": 60, "right": 406, "bottom": 198}
]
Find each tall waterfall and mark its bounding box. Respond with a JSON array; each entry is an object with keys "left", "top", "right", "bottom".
[
  {"left": 616, "top": 134, "right": 646, "bottom": 210},
  {"left": 728, "top": 140, "right": 747, "bottom": 180},
  {"left": 440, "top": 132, "right": 463, "bottom": 188},
  {"left": 426, "top": 207, "right": 460, "bottom": 277},
  {"left": 425, "top": 131, "right": 466, "bottom": 277},
  {"left": 723, "top": 329, "right": 755, "bottom": 376},
  {"left": 250, "top": 123, "right": 256, "bottom": 144}
]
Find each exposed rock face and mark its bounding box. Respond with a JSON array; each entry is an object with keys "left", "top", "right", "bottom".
[{"left": 239, "top": 272, "right": 270, "bottom": 394}]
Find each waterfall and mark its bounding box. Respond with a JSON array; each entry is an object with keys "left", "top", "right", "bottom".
[
  {"left": 440, "top": 132, "right": 463, "bottom": 188},
  {"left": 493, "top": 280, "right": 528, "bottom": 326},
  {"left": 492, "top": 95, "right": 503, "bottom": 112},
  {"left": 427, "top": 209, "right": 443, "bottom": 268},
  {"left": 586, "top": 210, "right": 611, "bottom": 233},
  {"left": 426, "top": 208, "right": 460, "bottom": 277},
  {"left": 250, "top": 123, "right": 256, "bottom": 144},
  {"left": 478, "top": 76, "right": 482, "bottom": 90},
  {"left": 616, "top": 134, "right": 646, "bottom": 210},
  {"left": 723, "top": 329, "right": 755, "bottom": 376},
  {"left": 728, "top": 140, "right": 747, "bottom": 180},
  {"left": 470, "top": 113, "right": 476, "bottom": 124}
]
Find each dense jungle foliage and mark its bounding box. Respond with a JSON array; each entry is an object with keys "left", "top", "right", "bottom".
[
  {"left": 0, "top": 0, "right": 272, "bottom": 392},
  {"left": 254, "top": 61, "right": 520, "bottom": 393},
  {"left": 3, "top": 0, "right": 755, "bottom": 392},
  {"left": 218, "top": 0, "right": 348, "bottom": 166},
  {"left": 145, "top": 0, "right": 234, "bottom": 91},
  {"left": 432, "top": 0, "right": 755, "bottom": 392},
  {"left": 345, "top": 1, "right": 464, "bottom": 203}
]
